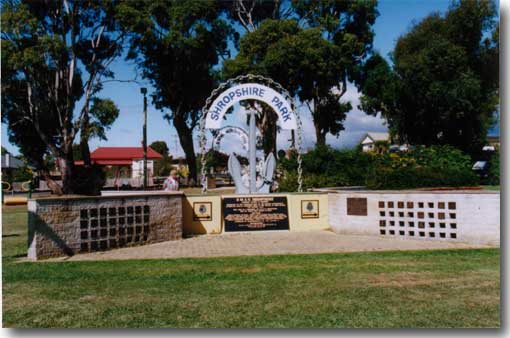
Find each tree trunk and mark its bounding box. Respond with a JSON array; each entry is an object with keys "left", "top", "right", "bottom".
[
  {"left": 39, "top": 168, "right": 63, "bottom": 195},
  {"left": 58, "top": 142, "right": 75, "bottom": 194},
  {"left": 314, "top": 120, "right": 326, "bottom": 147},
  {"left": 257, "top": 107, "right": 278, "bottom": 157},
  {"left": 80, "top": 110, "right": 92, "bottom": 167},
  {"left": 173, "top": 115, "right": 197, "bottom": 186}
]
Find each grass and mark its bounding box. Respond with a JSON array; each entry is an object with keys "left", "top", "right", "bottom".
[
  {"left": 2, "top": 204, "right": 27, "bottom": 261},
  {"left": 2, "top": 204, "right": 500, "bottom": 328}
]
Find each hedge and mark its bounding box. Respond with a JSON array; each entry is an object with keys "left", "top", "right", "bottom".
[{"left": 277, "top": 145, "right": 479, "bottom": 191}]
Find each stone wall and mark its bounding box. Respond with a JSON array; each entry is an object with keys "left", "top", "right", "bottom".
[
  {"left": 28, "top": 192, "right": 183, "bottom": 260},
  {"left": 328, "top": 190, "right": 499, "bottom": 246}
]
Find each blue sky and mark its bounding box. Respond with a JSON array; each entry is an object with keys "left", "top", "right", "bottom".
[{"left": 2, "top": 0, "right": 469, "bottom": 156}]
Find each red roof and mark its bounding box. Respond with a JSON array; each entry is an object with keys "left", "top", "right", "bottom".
[
  {"left": 91, "top": 147, "right": 163, "bottom": 160},
  {"left": 75, "top": 159, "right": 132, "bottom": 165},
  {"left": 75, "top": 147, "right": 163, "bottom": 166}
]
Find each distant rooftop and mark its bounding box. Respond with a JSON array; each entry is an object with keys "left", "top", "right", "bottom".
[
  {"left": 75, "top": 147, "right": 163, "bottom": 166},
  {"left": 1, "top": 153, "right": 24, "bottom": 169},
  {"left": 360, "top": 132, "right": 390, "bottom": 144}
]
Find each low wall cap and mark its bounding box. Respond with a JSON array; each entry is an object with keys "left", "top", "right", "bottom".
[{"left": 29, "top": 191, "right": 183, "bottom": 202}]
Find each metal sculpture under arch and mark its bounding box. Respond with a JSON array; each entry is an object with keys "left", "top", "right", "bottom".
[
  {"left": 212, "top": 126, "right": 250, "bottom": 153},
  {"left": 198, "top": 74, "right": 303, "bottom": 194}
]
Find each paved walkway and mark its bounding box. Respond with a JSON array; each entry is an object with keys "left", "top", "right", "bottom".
[{"left": 46, "top": 230, "right": 492, "bottom": 262}]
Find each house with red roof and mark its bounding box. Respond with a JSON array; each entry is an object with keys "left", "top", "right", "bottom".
[{"left": 75, "top": 147, "right": 163, "bottom": 187}]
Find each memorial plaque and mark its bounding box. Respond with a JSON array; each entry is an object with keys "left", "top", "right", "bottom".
[
  {"left": 223, "top": 196, "right": 289, "bottom": 231},
  {"left": 301, "top": 200, "right": 319, "bottom": 219},
  {"left": 193, "top": 202, "right": 212, "bottom": 221},
  {"left": 347, "top": 197, "right": 367, "bottom": 216}
]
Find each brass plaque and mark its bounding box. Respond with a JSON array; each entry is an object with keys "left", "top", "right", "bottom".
[
  {"left": 347, "top": 198, "right": 367, "bottom": 216},
  {"left": 301, "top": 200, "right": 319, "bottom": 219},
  {"left": 193, "top": 202, "right": 212, "bottom": 221}
]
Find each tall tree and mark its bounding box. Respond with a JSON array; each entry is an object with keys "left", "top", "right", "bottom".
[
  {"left": 222, "top": 0, "right": 285, "bottom": 33},
  {"left": 149, "top": 141, "right": 169, "bottom": 157},
  {"left": 224, "top": 1, "right": 379, "bottom": 148},
  {"left": 221, "top": 1, "right": 290, "bottom": 156},
  {"left": 1, "top": 0, "right": 124, "bottom": 194},
  {"left": 118, "top": 0, "right": 233, "bottom": 185},
  {"left": 223, "top": 20, "right": 345, "bottom": 149},
  {"left": 222, "top": 19, "right": 298, "bottom": 156},
  {"left": 2, "top": 85, "right": 64, "bottom": 192},
  {"left": 292, "top": 0, "right": 378, "bottom": 146},
  {"left": 79, "top": 98, "right": 120, "bottom": 166},
  {"left": 358, "top": 0, "right": 499, "bottom": 155},
  {"left": 72, "top": 98, "right": 119, "bottom": 162},
  {"left": 149, "top": 140, "right": 172, "bottom": 177},
  {"left": 356, "top": 52, "right": 398, "bottom": 138}
]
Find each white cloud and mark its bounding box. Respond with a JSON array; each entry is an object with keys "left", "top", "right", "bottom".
[{"left": 288, "top": 84, "right": 387, "bottom": 151}]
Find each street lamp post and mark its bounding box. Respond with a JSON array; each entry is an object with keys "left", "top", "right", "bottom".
[{"left": 141, "top": 87, "right": 148, "bottom": 189}]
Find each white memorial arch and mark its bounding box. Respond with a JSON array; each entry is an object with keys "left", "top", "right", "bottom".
[
  {"left": 205, "top": 83, "right": 297, "bottom": 130},
  {"left": 198, "top": 75, "right": 303, "bottom": 194}
]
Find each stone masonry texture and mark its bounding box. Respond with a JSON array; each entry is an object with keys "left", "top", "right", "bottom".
[{"left": 27, "top": 193, "right": 183, "bottom": 260}]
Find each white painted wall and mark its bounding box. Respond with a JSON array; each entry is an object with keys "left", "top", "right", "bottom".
[
  {"left": 131, "top": 160, "right": 154, "bottom": 179},
  {"left": 328, "top": 191, "right": 500, "bottom": 246},
  {"left": 362, "top": 144, "right": 374, "bottom": 152}
]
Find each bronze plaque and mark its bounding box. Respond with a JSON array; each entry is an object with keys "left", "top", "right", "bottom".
[
  {"left": 223, "top": 196, "right": 289, "bottom": 231},
  {"left": 347, "top": 197, "right": 367, "bottom": 216},
  {"left": 193, "top": 202, "right": 212, "bottom": 221},
  {"left": 301, "top": 200, "right": 319, "bottom": 219}
]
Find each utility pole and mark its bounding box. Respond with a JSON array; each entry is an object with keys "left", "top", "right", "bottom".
[{"left": 141, "top": 87, "right": 148, "bottom": 189}]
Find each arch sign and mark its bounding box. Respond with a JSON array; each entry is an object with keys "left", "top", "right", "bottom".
[{"left": 205, "top": 83, "right": 297, "bottom": 130}]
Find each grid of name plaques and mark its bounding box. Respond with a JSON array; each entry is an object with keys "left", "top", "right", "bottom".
[
  {"left": 378, "top": 200, "right": 458, "bottom": 240},
  {"left": 79, "top": 205, "right": 151, "bottom": 253}
]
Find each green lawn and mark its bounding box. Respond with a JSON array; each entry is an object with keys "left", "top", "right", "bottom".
[{"left": 2, "top": 205, "right": 500, "bottom": 328}]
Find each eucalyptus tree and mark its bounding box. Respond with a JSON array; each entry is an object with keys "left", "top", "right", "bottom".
[
  {"left": 222, "top": 19, "right": 296, "bottom": 156},
  {"left": 220, "top": 1, "right": 289, "bottom": 155},
  {"left": 290, "top": 0, "right": 379, "bottom": 146},
  {"left": 1, "top": 0, "right": 123, "bottom": 194},
  {"left": 222, "top": 0, "right": 287, "bottom": 33},
  {"left": 117, "top": 0, "right": 234, "bottom": 184},
  {"left": 224, "top": 0, "right": 379, "bottom": 148},
  {"left": 358, "top": 0, "right": 499, "bottom": 155}
]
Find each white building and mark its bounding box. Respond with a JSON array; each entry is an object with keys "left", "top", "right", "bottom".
[
  {"left": 75, "top": 147, "right": 163, "bottom": 187},
  {"left": 359, "top": 132, "right": 390, "bottom": 152}
]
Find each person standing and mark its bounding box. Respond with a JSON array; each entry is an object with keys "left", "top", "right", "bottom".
[{"left": 163, "top": 169, "right": 180, "bottom": 191}]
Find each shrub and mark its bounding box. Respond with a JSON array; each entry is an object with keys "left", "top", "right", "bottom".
[
  {"left": 154, "top": 157, "right": 174, "bottom": 177},
  {"left": 277, "top": 144, "right": 478, "bottom": 192},
  {"left": 277, "top": 171, "right": 351, "bottom": 192},
  {"left": 484, "top": 151, "right": 499, "bottom": 185},
  {"left": 71, "top": 164, "right": 106, "bottom": 195},
  {"left": 366, "top": 145, "right": 479, "bottom": 189},
  {"left": 12, "top": 165, "right": 33, "bottom": 183}
]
